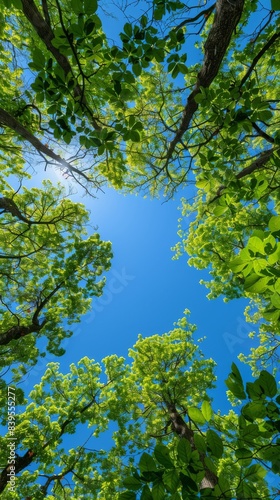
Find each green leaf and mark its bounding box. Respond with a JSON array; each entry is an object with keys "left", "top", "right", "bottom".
[
  {"left": 194, "top": 433, "right": 207, "bottom": 453},
  {"left": 245, "top": 464, "right": 267, "bottom": 481},
  {"left": 119, "top": 492, "right": 137, "bottom": 500},
  {"left": 177, "top": 439, "right": 192, "bottom": 464},
  {"left": 242, "top": 401, "right": 266, "bottom": 421},
  {"left": 190, "top": 450, "right": 204, "bottom": 472},
  {"left": 188, "top": 407, "right": 206, "bottom": 424},
  {"left": 236, "top": 481, "right": 255, "bottom": 498},
  {"left": 154, "top": 444, "right": 174, "bottom": 469},
  {"left": 263, "top": 308, "right": 280, "bottom": 321},
  {"left": 124, "top": 22, "right": 133, "bottom": 37},
  {"left": 269, "top": 215, "right": 280, "bottom": 234},
  {"left": 244, "top": 275, "right": 269, "bottom": 293},
  {"left": 206, "top": 429, "right": 224, "bottom": 458},
  {"left": 258, "top": 371, "right": 277, "bottom": 398},
  {"left": 154, "top": 49, "right": 165, "bottom": 63},
  {"left": 225, "top": 363, "right": 246, "bottom": 399},
  {"left": 235, "top": 448, "right": 252, "bottom": 459},
  {"left": 176, "top": 63, "right": 187, "bottom": 75},
  {"left": 225, "top": 377, "right": 246, "bottom": 399},
  {"left": 271, "top": 272, "right": 280, "bottom": 287},
  {"left": 231, "top": 362, "right": 243, "bottom": 384},
  {"left": 154, "top": 5, "right": 165, "bottom": 20},
  {"left": 71, "top": 0, "right": 83, "bottom": 13},
  {"left": 213, "top": 205, "right": 228, "bottom": 216},
  {"left": 266, "top": 401, "right": 279, "bottom": 419},
  {"left": 215, "top": 475, "right": 231, "bottom": 498},
  {"left": 204, "top": 456, "right": 217, "bottom": 474},
  {"left": 84, "top": 0, "right": 98, "bottom": 14},
  {"left": 140, "top": 485, "right": 153, "bottom": 500},
  {"left": 139, "top": 453, "right": 158, "bottom": 473},
  {"left": 98, "top": 144, "right": 105, "bottom": 155},
  {"left": 163, "top": 470, "right": 180, "bottom": 493},
  {"left": 258, "top": 109, "right": 273, "bottom": 121},
  {"left": 129, "top": 130, "right": 141, "bottom": 142},
  {"left": 31, "top": 47, "right": 46, "bottom": 70},
  {"left": 230, "top": 256, "right": 249, "bottom": 273},
  {"left": 123, "top": 71, "right": 135, "bottom": 84},
  {"left": 132, "top": 63, "right": 142, "bottom": 76},
  {"left": 271, "top": 0, "right": 280, "bottom": 9},
  {"left": 90, "top": 137, "right": 102, "bottom": 147},
  {"left": 196, "top": 178, "right": 210, "bottom": 189},
  {"left": 253, "top": 258, "right": 269, "bottom": 276},
  {"left": 247, "top": 236, "right": 264, "bottom": 255},
  {"left": 246, "top": 380, "right": 265, "bottom": 400},
  {"left": 152, "top": 479, "right": 165, "bottom": 500},
  {"left": 123, "top": 476, "right": 142, "bottom": 490},
  {"left": 240, "top": 423, "right": 259, "bottom": 441},
  {"left": 132, "top": 121, "right": 144, "bottom": 132},
  {"left": 239, "top": 414, "right": 247, "bottom": 429},
  {"left": 194, "top": 93, "right": 205, "bottom": 104},
  {"left": 180, "top": 473, "right": 199, "bottom": 493},
  {"left": 114, "top": 79, "right": 122, "bottom": 95},
  {"left": 84, "top": 19, "right": 95, "bottom": 35},
  {"left": 140, "top": 15, "right": 148, "bottom": 27},
  {"left": 170, "top": 493, "right": 181, "bottom": 500},
  {"left": 264, "top": 234, "right": 277, "bottom": 255}
]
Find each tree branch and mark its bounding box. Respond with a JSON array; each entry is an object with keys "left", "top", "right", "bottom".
[
  {"left": 209, "top": 148, "right": 275, "bottom": 203},
  {"left": 0, "top": 107, "right": 96, "bottom": 186},
  {"left": 21, "top": 0, "right": 102, "bottom": 131},
  {"left": 167, "top": 403, "right": 218, "bottom": 490},
  {"left": 165, "top": 3, "right": 216, "bottom": 39},
  {"left": 236, "top": 148, "right": 274, "bottom": 180},
  {"left": 0, "top": 197, "right": 31, "bottom": 225},
  {"left": 164, "top": 0, "right": 245, "bottom": 165},
  {"left": 0, "top": 391, "right": 98, "bottom": 494},
  {"left": 41, "top": 0, "right": 51, "bottom": 25},
  {"left": 0, "top": 320, "right": 47, "bottom": 346},
  {"left": 0, "top": 195, "right": 79, "bottom": 227},
  {"left": 239, "top": 30, "right": 280, "bottom": 89},
  {"left": 252, "top": 122, "right": 275, "bottom": 144},
  {"left": 0, "top": 450, "right": 34, "bottom": 493}
]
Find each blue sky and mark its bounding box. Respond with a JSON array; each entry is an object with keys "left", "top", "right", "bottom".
[
  {"left": 0, "top": 0, "right": 260, "bottom": 429},
  {"left": 21, "top": 172, "right": 255, "bottom": 413},
  {"left": 12, "top": 173, "right": 257, "bottom": 467},
  {"left": 4, "top": 0, "right": 264, "bottom": 426},
  {"left": 78, "top": 187, "right": 254, "bottom": 408}
]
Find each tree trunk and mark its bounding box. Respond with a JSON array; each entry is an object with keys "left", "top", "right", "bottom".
[
  {"left": 166, "top": 0, "right": 245, "bottom": 162},
  {"left": 167, "top": 403, "right": 218, "bottom": 490}
]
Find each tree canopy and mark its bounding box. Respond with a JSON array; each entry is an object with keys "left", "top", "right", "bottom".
[
  {"left": 0, "top": 0, "right": 279, "bottom": 498},
  {"left": 1, "top": 0, "right": 279, "bottom": 194},
  {"left": 1, "top": 313, "right": 279, "bottom": 498}
]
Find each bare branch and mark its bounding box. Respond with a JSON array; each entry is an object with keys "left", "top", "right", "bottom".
[{"left": 164, "top": 2, "right": 216, "bottom": 39}]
